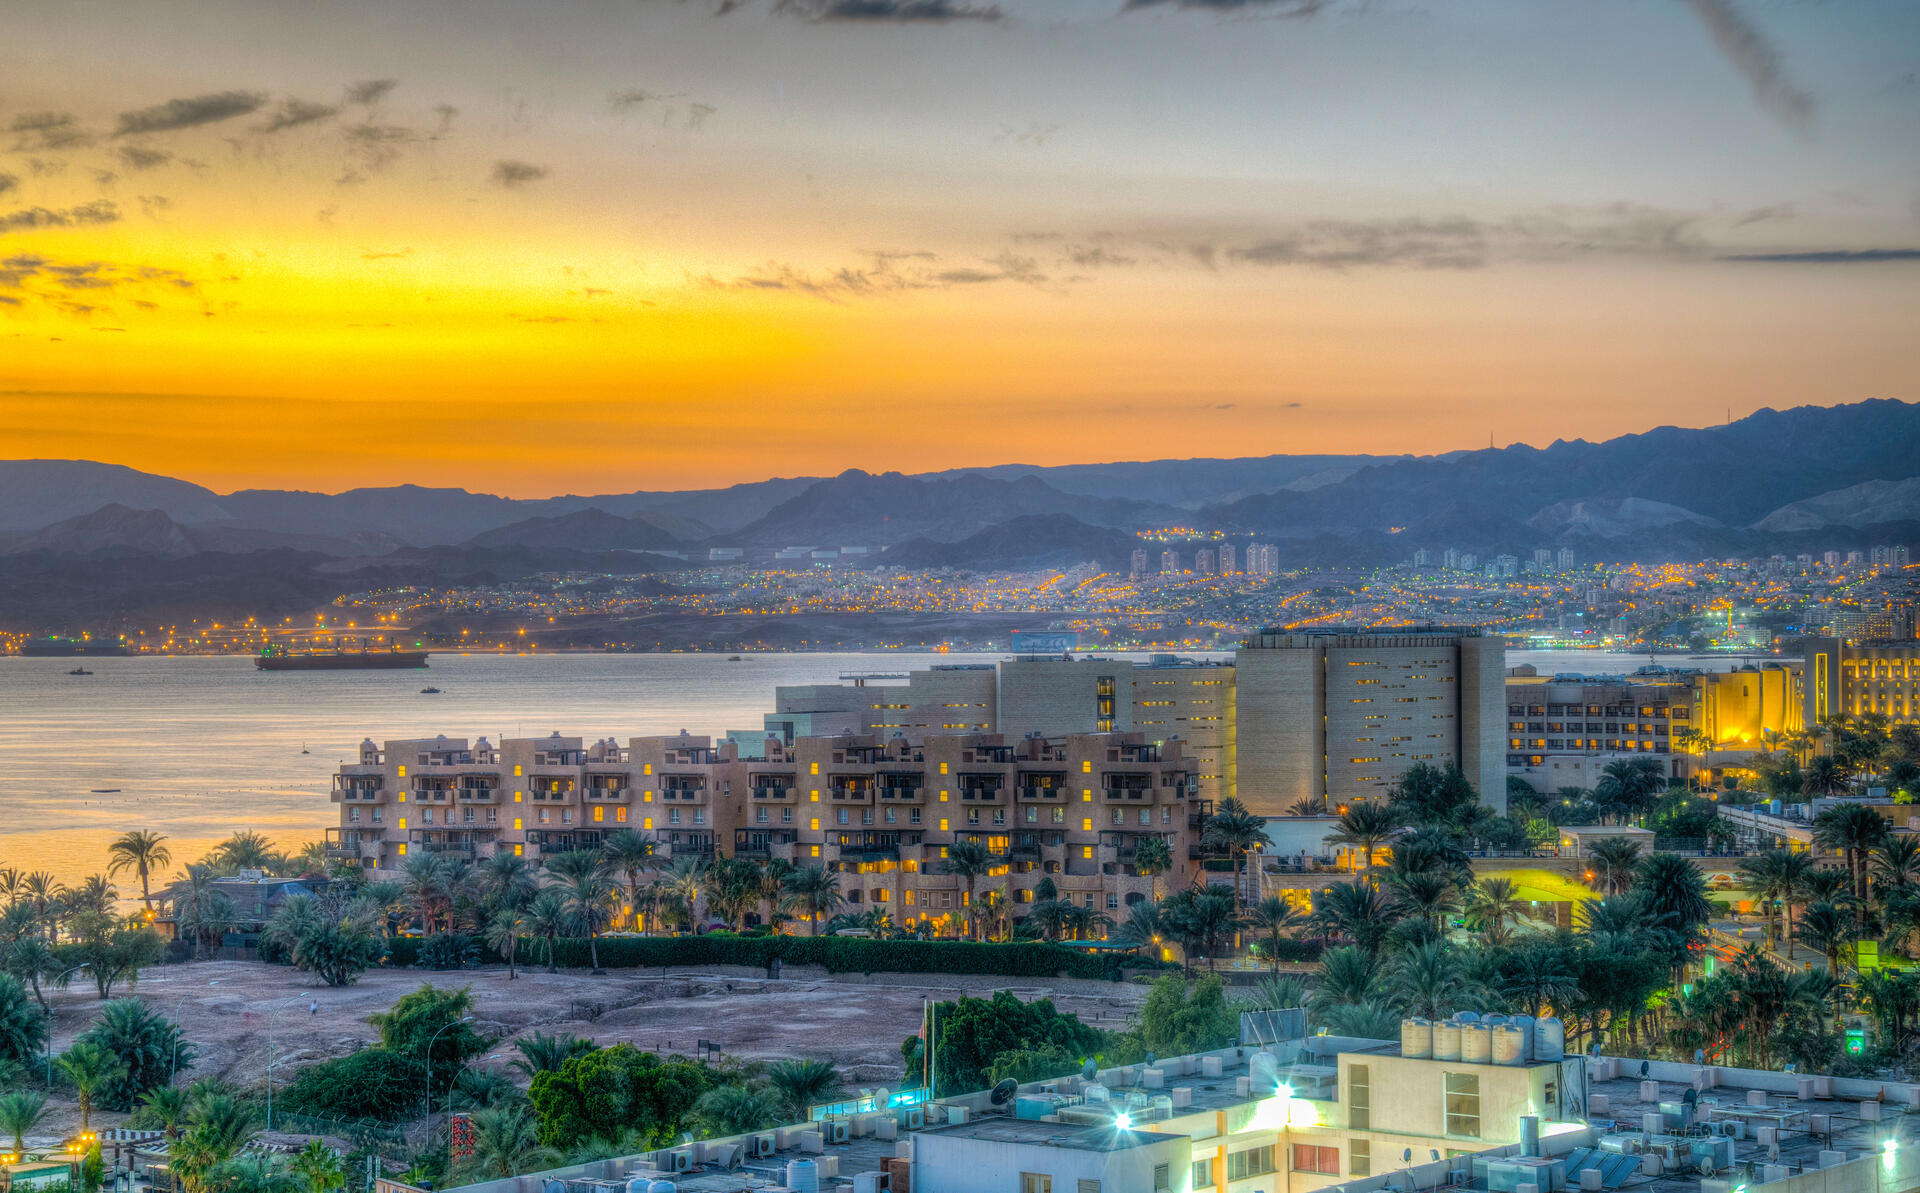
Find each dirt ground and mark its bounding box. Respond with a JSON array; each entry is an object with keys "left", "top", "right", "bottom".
[{"left": 28, "top": 960, "right": 1151, "bottom": 1145}]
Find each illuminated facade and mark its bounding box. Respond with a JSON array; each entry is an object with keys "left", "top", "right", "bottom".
[
  {"left": 330, "top": 728, "right": 1200, "bottom": 931},
  {"left": 1805, "top": 636, "right": 1920, "bottom": 727}
]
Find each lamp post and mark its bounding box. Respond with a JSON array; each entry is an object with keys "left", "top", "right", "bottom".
[
  {"left": 423, "top": 1016, "right": 475, "bottom": 1152},
  {"left": 170, "top": 980, "right": 220, "bottom": 1085},
  {"left": 264, "top": 991, "right": 309, "bottom": 1132},
  {"left": 44, "top": 964, "right": 91, "bottom": 1085}
]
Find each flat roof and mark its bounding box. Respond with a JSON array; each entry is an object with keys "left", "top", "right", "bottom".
[{"left": 918, "top": 1117, "right": 1172, "bottom": 1153}]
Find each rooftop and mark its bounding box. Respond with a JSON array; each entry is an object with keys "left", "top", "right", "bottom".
[{"left": 917, "top": 1117, "right": 1168, "bottom": 1153}]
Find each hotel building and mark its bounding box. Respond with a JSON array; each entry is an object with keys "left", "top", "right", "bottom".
[{"left": 1805, "top": 636, "right": 1920, "bottom": 727}]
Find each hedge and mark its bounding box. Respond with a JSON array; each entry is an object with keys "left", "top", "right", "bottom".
[{"left": 383, "top": 934, "right": 1170, "bottom": 981}]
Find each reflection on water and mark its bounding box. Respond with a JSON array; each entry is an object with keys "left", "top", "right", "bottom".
[{"left": 0, "top": 646, "right": 1777, "bottom": 883}]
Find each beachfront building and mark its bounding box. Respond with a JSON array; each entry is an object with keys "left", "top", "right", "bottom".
[
  {"left": 329, "top": 728, "right": 1200, "bottom": 934},
  {"left": 1805, "top": 636, "right": 1920, "bottom": 728}
]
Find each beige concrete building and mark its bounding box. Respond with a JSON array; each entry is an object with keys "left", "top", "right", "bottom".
[
  {"left": 330, "top": 728, "right": 1200, "bottom": 933},
  {"left": 1234, "top": 628, "right": 1507, "bottom": 816},
  {"left": 1805, "top": 636, "right": 1920, "bottom": 726}
]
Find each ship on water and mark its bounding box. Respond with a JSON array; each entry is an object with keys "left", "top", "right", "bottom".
[{"left": 256, "top": 642, "right": 429, "bottom": 671}]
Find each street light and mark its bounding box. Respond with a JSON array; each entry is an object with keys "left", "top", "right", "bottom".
[
  {"left": 44, "top": 964, "right": 91, "bottom": 1085},
  {"left": 424, "top": 1016, "right": 475, "bottom": 1153},
  {"left": 264, "top": 991, "right": 310, "bottom": 1132}
]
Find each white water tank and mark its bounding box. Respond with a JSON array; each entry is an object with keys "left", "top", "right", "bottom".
[
  {"left": 1402, "top": 1018, "right": 1433, "bottom": 1058},
  {"left": 1536, "top": 1017, "right": 1566, "bottom": 1062},
  {"left": 647, "top": 1183, "right": 677, "bottom": 1193},
  {"left": 1510, "top": 1015, "right": 1537, "bottom": 1063},
  {"left": 1482, "top": 1014, "right": 1507, "bottom": 1029},
  {"left": 1456, "top": 1011, "right": 1481, "bottom": 1024},
  {"left": 626, "top": 1181, "right": 654, "bottom": 1193},
  {"left": 1493, "top": 1026, "right": 1527, "bottom": 1066},
  {"left": 1462, "top": 1023, "right": 1492, "bottom": 1063},
  {"left": 1433, "top": 1021, "right": 1463, "bottom": 1060},
  {"left": 786, "top": 1159, "right": 820, "bottom": 1193}
]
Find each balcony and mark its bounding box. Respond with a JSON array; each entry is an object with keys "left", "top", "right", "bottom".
[
  {"left": 1016, "top": 786, "right": 1063, "bottom": 800},
  {"left": 586, "top": 786, "right": 630, "bottom": 801},
  {"left": 753, "top": 786, "right": 794, "bottom": 800},
  {"left": 411, "top": 788, "right": 454, "bottom": 803},
  {"left": 458, "top": 786, "right": 497, "bottom": 801},
  {"left": 960, "top": 785, "right": 1004, "bottom": 802}
]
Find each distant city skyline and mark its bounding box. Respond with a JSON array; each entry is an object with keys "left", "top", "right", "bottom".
[{"left": 2, "top": 0, "right": 1917, "bottom": 494}]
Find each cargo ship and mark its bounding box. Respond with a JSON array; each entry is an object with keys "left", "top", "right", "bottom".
[
  {"left": 21, "top": 637, "right": 131, "bottom": 657},
  {"left": 256, "top": 644, "right": 429, "bottom": 670}
]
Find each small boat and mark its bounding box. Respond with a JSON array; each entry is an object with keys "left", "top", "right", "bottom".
[
  {"left": 420, "top": 686, "right": 442, "bottom": 694},
  {"left": 91, "top": 788, "right": 121, "bottom": 793},
  {"left": 68, "top": 667, "right": 92, "bottom": 675},
  {"left": 727, "top": 655, "right": 745, "bottom": 662}
]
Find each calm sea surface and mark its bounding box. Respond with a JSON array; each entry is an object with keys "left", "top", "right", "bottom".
[{"left": 0, "top": 647, "right": 1778, "bottom": 886}]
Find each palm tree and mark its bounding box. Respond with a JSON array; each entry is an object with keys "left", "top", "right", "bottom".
[
  {"left": 288, "top": 1140, "right": 344, "bottom": 1193},
  {"left": 559, "top": 871, "right": 618, "bottom": 973},
  {"left": 1464, "top": 877, "right": 1520, "bottom": 946},
  {"left": 755, "top": 857, "right": 796, "bottom": 931},
  {"left": 1803, "top": 755, "right": 1852, "bottom": 799},
  {"left": 1288, "top": 796, "right": 1329, "bottom": 817},
  {"left": 1162, "top": 887, "right": 1243, "bottom": 974},
  {"left": 1501, "top": 943, "right": 1579, "bottom": 1017},
  {"left": 1114, "top": 901, "right": 1163, "bottom": 949},
  {"left": 1635, "top": 852, "right": 1713, "bottom": 936},
  {"left": 1813, "top": 802, "right": 1888, "bottom": 919},
  {"left": 526, "top": 888, "right": 570, "bottom": 972},
  {"left": 779, "top": 865, "right": 844, "bottom": 937},
  {"left": 456, "top": 1103, "right": 560, "bottom": 1181},
  {"left": 474, "top": 853, "right": 538, "bottom": 916},
  {"left": 1311, "top": 880, "right": 1399, "bottom": 953},
  {"left": 1326, "top": 803, "right": 1400, "bottom": 875},
  {"left": 1797, "top": 901, "right": 1856, "bottom": 973},
  {"left": 509, "top": 1031, "right": 596, "bottom": 1080},
  {"left": 663, "top": 855, "right": 708, "bottom": 930},
  {"left": 1387, "top": 940, "right": 1479, "bottom": 1020},
  {"left": 1132, "top": 836, "right": 1173, "bottom": 904},
  {"left": 765, "top": 1058, "right": 842, "bottom": 1124},
  {"left": 543, "top": 849, "right": 608, "bottom": 884},
  {"left": 401, "top": 852, "right": 467, "bottom": 936},
  {"left": 1387, "top": 870, "right": 1460, "bottom": 935},
  {"left": 107, "top": 831, "right": 173, "bottom": 910},
  {"left": 484, "top": 910, "right": 528, "bottom": 979},
  {"left": 942, "top": 841, "right": 995, "bottom": 940},
  {"left": 1739, "top": 850, "right": 1812, "bottom": 949},
  {"left": 214, "top": 831, "right": 277, "bottom": 873},
  {"left": 0, "top": 1090, "right": 48, "bottom": 1155},
  {"left": 1308, "top": 945, "right": 1381, "bottom": 1011},
  {"left": 1249, "top": 895, "right": 1302, "bottom": 972},
  {"left": 56, "top": 1040, "right": 126, "bottom": 1131},
  {"left": 1585, "top": 837, "right": 1643, "bottom": 896},
  {"left": 1204, "top": 798, "right": 1267, "bottom": 919},
  {"left": 599, "top": 829, "right": 657, "bottom": 931},
  {"left": 693, "top": 1084, "right": 780, "bottom": 1136}
]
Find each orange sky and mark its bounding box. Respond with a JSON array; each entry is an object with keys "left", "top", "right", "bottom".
[{"left": 2, "top": 0, "right": 1917, "bottom": 495}]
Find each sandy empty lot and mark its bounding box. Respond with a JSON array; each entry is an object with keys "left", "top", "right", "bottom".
[{"left": 31, "top": 959, "right": 1150, "bottom": 1142}]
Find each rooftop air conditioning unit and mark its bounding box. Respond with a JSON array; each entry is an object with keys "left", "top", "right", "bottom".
[
  {"left": 827, "top": 1120, "right": 851, "bottom": 1144},
  {"left": 752, "top": 1134, "right": 777, "bottom": 1158},
  {"left": 900, "top": 1107, "right": 926, "bottom": 1130}
]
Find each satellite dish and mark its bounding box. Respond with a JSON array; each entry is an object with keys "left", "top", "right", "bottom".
[
  {"left": 990, "top": 1079, "right": 1020, "bottom": 1107},
  {"left": 1083, "top": 1059, "right": 1099, "bottom": 1081},
  {"left": 1683, "top": 1089, "right": 1698, "bottom": 1106},
  {"left": 1640, "top": 1060, "right": 1651, "bottom": 1079},
  {"left": 874, "top": 1087, "right": 892, "bottom": 1109}
]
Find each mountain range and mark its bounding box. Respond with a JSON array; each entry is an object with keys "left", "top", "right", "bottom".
[{"left": 3, "top": 400, "right": 1919, "bottom": 626}]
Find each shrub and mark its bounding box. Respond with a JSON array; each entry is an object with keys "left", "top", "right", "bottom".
[
  {"left": 74, "top": 999, "right": 192, "bottom": 1110},
  {"left": 0, "top": 976, "right": 47, "bottom": 1067},
  {"left": 417, "top": 934, "right": 479, "bottom": 971},
  {"left": 277, "top": 1048, "right": 421, "bottom": 1122},
  {"left": 527, "top": 1044, "right": 713, "bottom": 1150}
]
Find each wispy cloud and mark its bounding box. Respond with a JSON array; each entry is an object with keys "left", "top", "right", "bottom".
[
  {"left": 8, "top": 112, "right": 92, "bottom": 151},
  {"left": 260, "top": 98, "right": 340, "bottom": 134},
  {"left": 1680, "top": 0, "right": 1815, "bottom": 132},
  {"left": 115, "top": 91, "right": 267, "bottom": 136},
  {"left": 0, "top": 251, "right": 195, "bottom": 319},
  {"left": 776, "top": 0, "right": 1003, "bottom": 21},
  {"left": 345, "top": 79, "right": 400, "bottom": 107},
  {"left": 492, "top": 160, "right": 549, "bottom": 187},
  {"left": 0, "top": 173, "right": 16, "bottom": 198},
  {"left": 1719, "top": 249, "right": 1920, "bottom": 264},
  {"left": 0, "top": 201, "right": 121, "bottom": 236},
  {"left": 1122, "top": 0, "right": 1333, "bottom": 13},
  {"left": 116, "top": 145, "right": 174, "bottom": 171}
]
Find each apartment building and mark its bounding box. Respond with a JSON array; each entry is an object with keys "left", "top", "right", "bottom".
[
  {"left": 330, "top": 729, "right": 1200, "bottom": 932},
  {"left": 1505, "top": 663, "right": 1802, "bottom": 793},
  {"left": 1805, "top": 636, "right": 1920, "bottom": 727},
  {"left": 1233, "top": 628, "right": 1507, "bottom": 815}
]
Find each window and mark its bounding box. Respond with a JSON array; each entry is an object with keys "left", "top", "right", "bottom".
[
  {"left": 1445, "top": 1071, "right": 1481, "bottom": 1138},
  {"left": 1019, "top": 1175, "right": 1050, "bottom": 1193},
  {"left": 1230, "top": 1146, "right": 1277, "bottom": 1180},
  {"left": 1292, "top": 1145, "right": 1339, "bottom": 1175},
  {"left": 1152, "top": 1165, "right": 1170, "bottom": 1192},
  {"left": 1190, "top": 1158, "right": 1213, "bottom": 1189},
  {"left": 1349, "top": 1063, "right": 1370, "bottom": 1129},
  {"left": 1351, "top": 1138, "right": 1371, "bottom": 1176},
  {"left": 1080, "top": 1181, "right": 1103, "bottom": 1193}
]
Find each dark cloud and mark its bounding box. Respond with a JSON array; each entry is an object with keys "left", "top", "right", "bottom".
[
  {"left": 687, "top": 103, "right": 717, "bottom": 129},
  {"left": 0, "top": 250, "right": 194, "bottom": 318},
  {"left": 0, "top": 173, "right": 16, "bottom": 197},
  {"left": 1680, "top": 0, "right": 1815, "bottom": 132},
  {"left": 1719, "top": 249, "right": 1920, "bottom": 263},
  {"left": 1732, "top": 202, "right": 1797, "bottom": 227},
  {"left": 116, "top": 92, "right": 266, "bottom": 136},
  {"left": 116, "top": 145, "right": 174, "bottom": 171},
  {"left": 0, "top": 200, "right": 121, "bottom": 236},
  {"left": 777, "top": 0, "right": 1002, "bottom": 21},
  {"left": 609, "top": 88, "right": 673, "bottom": 110},
  {"left": 260, "top": 98, "right": 340, "bottom": 133},
  {"left": 721, "top": 247, "right": 1050, "bottom": 298},
  {"left": 994, "top": 122, "right": 1058, "bottom": 146},
  {"left": 345, "top": 79, "right": 400, "bottom": 106},
  {"left": 1223, "top": 207, "right": 1703, "bottom": 270},
  {"left": 8, "top": 112, "right": 92, "bottom": 151},
  {"left": 492, "top": 160, "right": 549, "bottom": 187},
  {"left": 1123, "top": 0, "right": 1332, "bottom": 13}
]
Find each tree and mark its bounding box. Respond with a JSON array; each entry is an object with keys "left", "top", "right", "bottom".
[
  {"left": 905, "top": 991, "right": 1103, "bottom": 1098},
  {"left": 370, "top": 983, "right": 489, "bottom": 1099},
  {"left": 400, "top": 853, "right": 466, "bottom": 936},
  {"left": 1132, "top": 835, "right": 1173, "bottom": 904},
  {"left": 1387, "top": 940, "right": 1480, "bottom": 1020},
  {"left": 526, "top": 889, "right": 570, "bottom": 972},
  {"left": 599, "top": 829, "right": 657, "bottom": 930},
  {"left": 214, "top": 831, "right": 278, "bottom": 873},
  {"left": 1387, "top": 870, "right": 1461, "bottom": 935},
  {"left": 1128, "top": 976, "right": 1239, "bottom": 1057},
  {"left": 560, "top": 871, "right": 619, "bottom": 973},
  {"left": 764, "top": 1058, "right": 842, "bottom": 1125},
  {"left": 484, "top": 909, "right": 528, "bottom": 980},
  {"left": 1585, "top": 837, "right": 1644, "bottom": 896},
  {"left": 511, "top": 1031, "right": 598, "bottom": 1080},
  {"left": 75, "top": 998, "right": 193, "bottom": 1111},
  {"left": 942, "top": 842, "right": 995, "bottom": 940},
  {"left": 700, "top": 857, "right": 764, "bottom": 931},
  {"left": 1326, "top": 803, "right": 1400, "bottom": 875},
  {"left": 779, "top": 865, "right": 844, "bottom": 937},
  {"left": 1310, "top": 945, "right": 1381, "bottom": 1013},
  {"left": 170, "top": 867, "right": 238, "bottom": 961},
  {"left": 1464, "top": 877, "right": 1520, "bottom": 946},
  {"left": 1161, "top": 887, "right": 1243, "bottom": 974},
  {"left": 107, "top": 831, "right": 174, "bottom": 911},
  {"left": 1797, "top": 901, "right": 1856, "bottom": 973},
  {"left": 0, "top": 975, "right": 47, "bottom": 1068},
  {"left": 57, "top": 1040, "right": 126, "bottom": 1131},
  {"left": 692, "top": 1085, "right": 779, "bottom": 1137},
  {"left": 62, "top": 912, "right": 165, "bottom": 998},
  {"left": 264, "top": 895, "right": 384, "bottom": 987},
  {"left": 527, "top": 1043, "right": 713, "bottom": 1150},
  {"left": 1203, "top": 798, "right": 1268, "bottom": 920},
  {"left": 0, "top": 1090, "right": 48, "bottom": 1156},
  {"left": 1814, "top": 802, "right": 1888, "bottom": 919},
  {"left": 1311, "top": 881, "right": 1399, "bottom": 954},
  {"left": 288, "top": 1141, "right": 345, "bottom": 1193},
  {"left": 1249, "top": 896, "right": 1303, "bottom": 971},
  {"left": 454, "top": 1103, "right": 560, "bottom": 1182},
  {"left": 474, "top": 853, "right": 539, "bottom": 917},
  {"left": 1387, "top": 763, "right": 1480, "bottom": 831}
]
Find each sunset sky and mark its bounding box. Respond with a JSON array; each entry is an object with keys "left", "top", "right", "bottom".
[{"left": 2, "top": 0, "right": 1917, "bottom": 494}]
